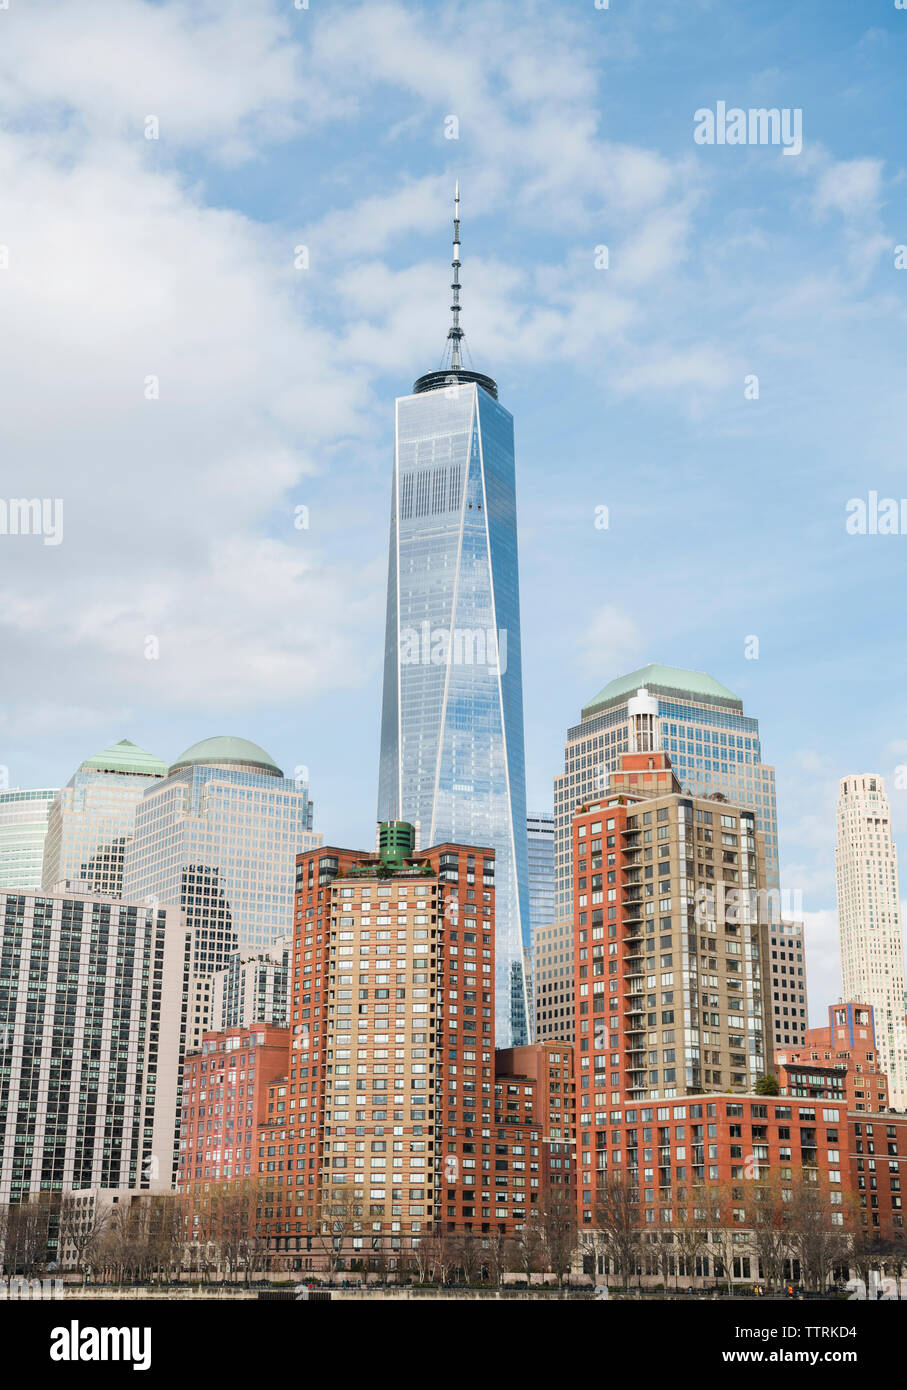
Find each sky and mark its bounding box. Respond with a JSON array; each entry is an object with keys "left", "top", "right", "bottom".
[{"left": 1, "top": 0, "right": 906, "bottom": 1024}]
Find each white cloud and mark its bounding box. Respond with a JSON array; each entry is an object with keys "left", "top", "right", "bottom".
[
  {"left": 575, "top": 605, "right": 644, "bottom": 679},
  {"left": 0, "top": 0, "right": 310, "bottom": 158},
  {"left": 0, "top": 96, "right": 384, "bottom": 728},
  {"left": 814, "top": 158, "right": 883, "bottom": 218},
  {"left": 614, "top": 346, "right": 735, "bottom": 396}
]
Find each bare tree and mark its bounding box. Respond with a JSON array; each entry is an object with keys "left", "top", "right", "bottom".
[
  {"left": 591, "top": 1170, "right": 641, "bottom": 1289},
  {"left": 317, "top": 1183, "right": 361, "bottom": 1279},
  {"left": 848, "top": 1227, "right": 882, "bottom": 1298},
  {"left": 514, "top": 1218, "right": 544, "bottom": 1283},
  {"left": 98, "top": 1202, "right": 135, "bottom": 1285},
  {"left": 702, "top": 1184, "right": 742, "bottom": 1293},
  {"left": 147, "top": 1194, "right": 184, "bottom": 1283},
  {"left": 785, "top": 1173, "right": 850, "bottom": 1293},
  {"left": 415, "top": 1228, "right": 457, "bottom": 1284},
  {"left": 409, "top": 1235, "right": 432, "bottom": 1285},
  {"left": 673, "top": 1197, "right": 708, "bottom": 1291},
  {"left": 210, "top": 1183, "right": 258, "bottom": 1283},
  {"left": 452, "top": 1232, "right": 482, "bottom": 1285},
  {"left": 651, "top": 1229, "right": 678, "bottom": 1289},
  {"left": 58, "top": 1195, "right": 110, "bottom": 1276},
  {"left": 539, "top": 1186, "right": 578, "bottom": 1286},
  {"left": 484, "top": 1229, "right": 517, "bottom": 1287},
  {"left": 749, "top": 1178, "right": 793, "bottom": 1293},
  {"left": 2, "top": 1195, "right": 54, "bottom": 1277}
]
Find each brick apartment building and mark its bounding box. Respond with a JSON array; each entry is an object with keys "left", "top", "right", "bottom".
[
  {"left": 177, "top": 1023, "right": 289, "bottom": 1255},
  {"left": 497, "top": 1043, "right": 576, "bottom": 1209},
  {"left": 585, "top": 1091, "right": 851, "bottom": 1284},
  {"left": 222, "top": 825, "right": 579, "bottom": 1274},
  {"left": 777, "top": 1002, "right": 889, "bottom": 1114},
  {"left": 567, "top": 730, "right": 907, "bottom": 1275},
  {"left": 573, "top": 742, "right": 773, "bottom": 1136}
]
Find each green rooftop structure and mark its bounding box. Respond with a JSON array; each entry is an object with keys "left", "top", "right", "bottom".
[
  {"left": 170, "top": 736, "right": 283, "bottom": 778},
  {"left": 80, "top": 738, "right": 169, "bottom": 777},
  {"left": 378, "top": 820, "right": 416, "bottom": 867},
  {"left": 582, "top": 664, "right": 741, "bottom": 719},
  {"left": 43, "top": 737, "right": 169, "bottom": 897}
]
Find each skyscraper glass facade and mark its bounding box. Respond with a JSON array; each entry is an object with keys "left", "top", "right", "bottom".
[
  {"left": 554, "top": 665, "right": 779, "bottom": 922},
  {"left": 378, "top": 380, "right": 531, "bottom": 1045},
  {"left": 122, "top": 738, "right": 318, "bottom": 976},
  {"left": 42, "top": 739, "right": 168, "bottom": 896},
  {"left": 0, "top": 788, "right": 58, "bottom": 890},
  {"left": 526, "top": 811, "right": 555, "bottom": 938}
]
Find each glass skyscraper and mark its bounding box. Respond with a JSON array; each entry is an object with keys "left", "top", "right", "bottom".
[
  {"left": 554, "top": 665, "right": 780, "bottom": 922},
  {"left": 526, "top": 811, "right": 556, "bottom": 940},
  {"left": 42, "top": 738, "right": 168, "bottom": 896},
  {"left": 377, "top": 188, "right": 532, "bottom": 1045},
  {"left": 0, "top": 788, "right": 58, "bottom": 889},
  {"left": 122, "top": 735, "right": 319, "bottom": 977}
]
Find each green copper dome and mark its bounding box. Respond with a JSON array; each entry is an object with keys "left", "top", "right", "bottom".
[
  {"left": 583, "top": 664, "right": 741, "bottom": 719},
  {"left": 79, "top": 738, "right": 168, "bottom": 777},
  {"left": 169, "top": 736, "right": 283, "bottom": 778}
]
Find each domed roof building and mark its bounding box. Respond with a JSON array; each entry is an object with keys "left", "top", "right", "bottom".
[
  {"left": 170, "top": 736, "right": 283, "bottom": 778},
  {"left": 122, "top": 734, "right": 319, "bottom": 1036}
]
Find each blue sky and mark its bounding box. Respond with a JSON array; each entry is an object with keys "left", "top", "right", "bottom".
[{"left": 1, "top": 0, "right": 906, "bottom": 1020}]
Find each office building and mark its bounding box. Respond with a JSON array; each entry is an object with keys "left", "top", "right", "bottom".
[
  {"left": 42, "top": 739, "right": 168, "bottom": 897},
  {"left": 527, "top": 812, "right": 555, "bottom": 938},
  {"left": 533, "top": 919, "right": 575, "bottom": 1042},
  {"left": 583, "top": 1092, "right": 849, "bottom": 1256},
  {"left": 835, "top": 774, "right": 907, "bottom": 1108},
  {"left": 248, "top": 823, "right": 565, "bottom": 1270},
  {"left": 496, "top": 1041, "right": 577, "bottom": 1202},
  {"left": 122, "top": 735, "right": 318, "bottom": 978},
  {"left": 0, "top": 788, "right": 58, "bottom": 890},
  {"left": 377, "top": 187, "right": 532, "bottom": 1046},
  {"left": 769, "top": 918, "right": 807, "bottom": 1049},
  {"left": 210, "top": 937, "right": 290, "bottom": 1031},
  {"left": 554, "top": 668, "right": 779, "bottom": 925},
  {"left": 0, "top": 887, "right": 189, "bottom": 1243}
]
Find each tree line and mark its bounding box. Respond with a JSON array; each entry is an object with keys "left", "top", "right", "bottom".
[{"left": 588, "top": 1169, "right": 903, "bottom": 1292}]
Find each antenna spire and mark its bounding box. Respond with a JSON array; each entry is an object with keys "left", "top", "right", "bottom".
[
  {"left": 448, "top": 180, "right": 463, "bottom": 370},
  {"left": 411, "top": 180, "right": 498, "bottom": 398}
]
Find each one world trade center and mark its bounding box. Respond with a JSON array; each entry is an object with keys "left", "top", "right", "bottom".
[{"left": 377, "top": 186, "right": 532, "bottom": 1045}]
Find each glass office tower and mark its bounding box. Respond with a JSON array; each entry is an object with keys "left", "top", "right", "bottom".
[
  {"left": 0, "top": 788, "right": 58, "bottom": 889},
  {"left": 123, "top": 736, "right": 319, "bottom": 976},
  {"left": 377, "top": 189, "right": 531, "bottom": 1045},
  {"left": 554, "top": 665, "right": 780, "bottom": 922},
  {"left": 42, "top": 739, "right": 168, "bottom": 896},
  {"left": 527, "top": 811, "right": 555, "bottom": 938}
]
